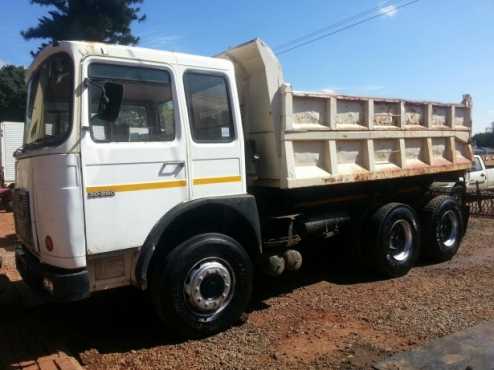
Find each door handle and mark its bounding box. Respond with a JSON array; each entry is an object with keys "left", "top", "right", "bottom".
[
  {"left": 164, "top": 161, "right": 185, "bottom": 167},
  {"left": 159, "top": 162, "right": 185, "bottom": 177}
]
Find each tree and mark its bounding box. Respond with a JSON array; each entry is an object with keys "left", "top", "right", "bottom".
[
  {"left": 473, "top": 132, "right": 494, "bottom": 148},
  {"left": 0, "top": 65, "right": 27, "bottom": 122},
  {"left": 21, "top": 0, "right": 146, "bottom": 55}
]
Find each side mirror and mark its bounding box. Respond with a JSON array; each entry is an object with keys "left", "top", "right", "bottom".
[{"left": 97, "top": 82, "right": 124, "bottom": 122}]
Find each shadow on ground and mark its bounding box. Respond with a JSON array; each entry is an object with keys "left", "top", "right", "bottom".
[{"left": 0, "top": 237, "right": 430, "bottom": 367}]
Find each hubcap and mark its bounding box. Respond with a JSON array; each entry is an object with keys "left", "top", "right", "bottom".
[
  {"left": 184, "top": 259, "right": 235, "bottom": 322},
  {"left": 389, "top": 219, "right": 413, "bottom": 262},
  {"left": 439, "top": 210, "right": 459, "bottom": 248}
]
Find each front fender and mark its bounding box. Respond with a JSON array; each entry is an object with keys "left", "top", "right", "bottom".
[{"left": 135, "top": 194, "right": 261, "bottom": 289}]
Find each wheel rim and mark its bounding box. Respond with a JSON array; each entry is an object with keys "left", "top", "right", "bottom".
[
  {"left": 388, "top": 219, "right": 414, "bottom": 262},
  {"left": 183, "top": 258, "right": 235, "bottom": 322},
  {"left": 439, "top": 210, "right": 459, "bottom": 248}
]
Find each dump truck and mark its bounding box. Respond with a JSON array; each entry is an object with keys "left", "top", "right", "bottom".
[{"left": 13, "top": 38, "right": 472, "bottom": 336}]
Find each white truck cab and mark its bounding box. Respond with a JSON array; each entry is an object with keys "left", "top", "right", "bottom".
[
  {"left": 14, "top": 39, "right": 472, "bottom": 337},
  {"left": 467, "top": 155, "right": 494, "bottom": 191},
  {"left": 14, "top": 41, "right": 251, "bottom": 300}
]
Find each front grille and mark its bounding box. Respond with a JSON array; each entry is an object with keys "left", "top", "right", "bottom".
[{"left": 13, "top": 190, "right": 34, "bottom": 248}]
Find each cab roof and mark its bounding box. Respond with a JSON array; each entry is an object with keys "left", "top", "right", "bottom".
[{"left": 27, "top": 40, "right": 234, "bottom": 80}]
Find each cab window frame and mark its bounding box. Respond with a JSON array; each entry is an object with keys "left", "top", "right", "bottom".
[
  {"left": 86, "top": 61, "right": 178, "bottom": 144},
  {"left": 472, "top": 157, "right": 483, "bottom": 172},
  {"left": 24, "top": 52, "right": 75, "bottom": 149},
  {"left": 183, "top": 70, "right": 236, "bottom": 144}
]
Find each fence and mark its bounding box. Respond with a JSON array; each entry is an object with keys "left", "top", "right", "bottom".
[{"left": 466, "top": 189, "right": 494, "bottom": 218}]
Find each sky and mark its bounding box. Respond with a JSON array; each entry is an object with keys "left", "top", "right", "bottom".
[{"left": 1, "top": 0, "right": 493, "bottom": 133}]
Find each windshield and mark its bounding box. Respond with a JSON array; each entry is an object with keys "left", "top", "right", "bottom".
[
  {"left": 25, "top": 53, "right": 74, "bottom": 148},
  {"left": 88, "top": 63, "right": 175, "bottom": 143}
]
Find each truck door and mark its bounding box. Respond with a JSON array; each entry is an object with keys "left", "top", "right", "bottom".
[
  {"left": 487, "top": 162, "right": 494, "bottom": 189},
  {"left": 468, "top": 156, "right": 487, "bottom": 191},
  {"left": 81, "top": 60, "right": 188, "bottom": 254},
  {"left": 182, "top": 71, "right": 245, "bottom": 199}
]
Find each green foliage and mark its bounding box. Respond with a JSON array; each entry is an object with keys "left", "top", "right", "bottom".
[
  {"left": 0, "top": 65, "right": 27, "bottom": 122},
  {"left": 473, "top": 132, "right": 494, "bottom": 148},
  {"left": 22, "top": 0, "right": 146, "bottom": 55}
]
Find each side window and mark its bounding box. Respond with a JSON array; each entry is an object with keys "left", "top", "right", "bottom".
[
  {"left": 88, "top": 64, "right": 175, "bottom": 143},
  {"left": 184, "top": 72, "right": 234, "bottom": 142}
]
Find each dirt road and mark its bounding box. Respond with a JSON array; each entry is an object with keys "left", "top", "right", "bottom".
[{"left": 1, "top": 211, "right": 493, "bottom": 370}]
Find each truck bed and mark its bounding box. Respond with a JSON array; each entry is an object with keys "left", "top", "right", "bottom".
[{"left": 220, "top": 39, "right": 473, "bottom": 189}]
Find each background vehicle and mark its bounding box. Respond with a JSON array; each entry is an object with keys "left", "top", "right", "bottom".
[
  {"left": 0, "top": 121, "right": 24, "bottom": 211},
  {"left": 467, "top": 155, "right": 494, "bottom": 191},
  {"left": 13, "top": 39, "right": 472, "bottom": 337}
]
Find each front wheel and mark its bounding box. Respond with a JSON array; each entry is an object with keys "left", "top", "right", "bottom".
[{"left": 150, "top": 233, "right": 253, "bottom": 337}]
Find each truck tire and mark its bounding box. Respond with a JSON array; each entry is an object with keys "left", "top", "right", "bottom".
[
  {"left": 150, "top": 233, "right": 253, "bottom": 337},
  {"left": 367, "top": 203, "right": 420, "bottom": 278},
  {"left": 421, "top": 196, "right": 464, "bottom": 262}
]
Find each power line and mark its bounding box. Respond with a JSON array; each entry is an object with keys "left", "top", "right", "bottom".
[
  {"left": 277, "top": 0, "right": 420, "bottom": 55},
  {"left": 276, "top": 0, "right": 421, "bottom": 56},
  {"left": 274, "top": 0, "right": 403, "bottom": 52}
]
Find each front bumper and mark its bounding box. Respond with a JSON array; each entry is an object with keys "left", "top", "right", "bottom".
[{"left": 15, "top": 245, "right": 90, "bottom": 302}]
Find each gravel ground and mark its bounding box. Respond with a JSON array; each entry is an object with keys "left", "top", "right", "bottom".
[
  {"left": 0, "top": 210, "right": 493, "bottom": 370},
  {"left": 0, "top": 212, "right": 16, "bottom": 281}
]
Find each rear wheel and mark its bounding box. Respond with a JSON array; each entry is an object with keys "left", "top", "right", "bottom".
[
  {"left": 421, "top": 195, "right": 464, "bottom": 262},
  {"left": 150, "top": 233, "right": 253, "bottom": 337},
  {"left": 367, "top": 203, "right": 420, "bottom": 278}
]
